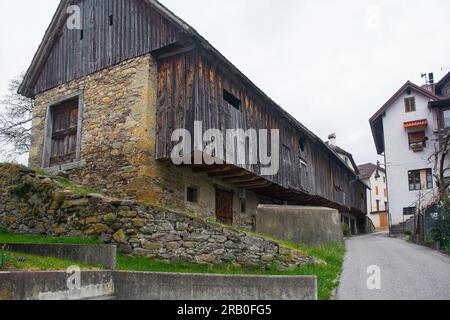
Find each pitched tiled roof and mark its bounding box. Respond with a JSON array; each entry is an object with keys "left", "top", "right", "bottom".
[
  {"left": 324, "top": 142, "right": 359, "bottom": 174},
  {"left": 357, "top": 163, "right": 385, "bottom": 180}
]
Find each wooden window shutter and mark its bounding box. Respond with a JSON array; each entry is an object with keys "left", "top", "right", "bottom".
[
  {"left": 408, "top": 131, "right": 425, "bottom": 144},
  {"left": 50, "top": 99, "right": 79, "bottom": 166}
]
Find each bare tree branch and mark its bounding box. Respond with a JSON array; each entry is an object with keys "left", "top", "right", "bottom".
[
  {"left": 429, "top": 131, "right": 450, "bottom": 202},
  {"left": 0, "top": 73, "right": 34, "bottom": 158}
]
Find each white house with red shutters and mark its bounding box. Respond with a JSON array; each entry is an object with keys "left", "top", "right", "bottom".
[{"left": 370, "top": 73, "right": 450, "bottom": 227}]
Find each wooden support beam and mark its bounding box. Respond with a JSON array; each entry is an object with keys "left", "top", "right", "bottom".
[
  {"left": 191, "top": 164, "right": 231, "bottom": 173},
  {"left": 208, "top": 168, "right": 243, "bottom": 178},
  {"left": 220, "top": 171, "right": 253, "bottom": 181},
  {"left": 236, "top": 181, "right": 272, "bottom": 189},
  {"left": 222, "top": 174, "right": 259, "bottom": 184}
]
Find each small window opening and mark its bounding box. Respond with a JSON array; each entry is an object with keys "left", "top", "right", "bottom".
[
  {"left": 405, "top": 97, "right": 416, "bottom": 113},
  {"left": 299, "top": 137, "right": 306, "bottom": 152},
  {"left": 187, "top": 187, "right": 199, "bottom": 203},
  {"left": 49, "top": 97, "right": 80, "bottom": 167},
  {"left": 80, "top": 29, "right": 84, "bottom": 41},
  {"left": 241, "top": 202, "right": 246, "bottom": 214},
  {"left": 109, "top": 15, "right": 114, "bottom": 26},
  {"left": 223, "top": 89, "right": 241, "bottom": 111}
]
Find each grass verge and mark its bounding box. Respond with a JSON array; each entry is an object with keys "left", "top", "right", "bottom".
[
  {"left": 54, "top": 177, "right": 104, "bottom": 196},
  {"left": 0, "top": 230, "right": 102, "bottom": 245},
  {"left": 0, "top": 250, "right": 99, "bottom": 271}
]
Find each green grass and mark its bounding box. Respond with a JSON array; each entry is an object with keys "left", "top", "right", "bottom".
[
  {"left": 54, "top": 177, "right": 104, "bottom": 196},
  {"left": 0, "top": 230, "right": 102, "bottom": 245},
  {"left": 0, "top": 250, "right": 99, "bottom": 271},
  {"left": 0, "top": 229, "right": 345, "bottom": 300},
  {"left": 117, "top": 242, "right": 345, "bottom": 300}
]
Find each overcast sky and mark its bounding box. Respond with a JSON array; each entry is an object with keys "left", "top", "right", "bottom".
[{"left": 1, "top": 0, "right": 449, "bottom": 165}]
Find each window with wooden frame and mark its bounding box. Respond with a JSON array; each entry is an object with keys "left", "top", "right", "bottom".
[
  {"left": 403, "top": 207, "right": 417, "bottom": 216},
  {"left": 408, "top": 131, "right": 426, "bottom": 148},
  {"left": 408, "top": 170, "right": 421, "bottom": 191},
  {"left": 443, "top": 110, "right": 450, "bottom": 129},
  {"left": 375, "top": 186, "right": 379, "bottom": 196},
  {"left": 405, "top": 97, "right": 416, "bottom": 113},
  {"left": 49, "top": 98, "right": 80, "bottom": 167},
  {"left": 408, "top": 169, "right": 433, "bottom": 191},
  {"left": 376, "top": 200, "right": 380, "bottom": 212},
  {"left": 426, "top": 170, "right": 433, "bottom": 189}
]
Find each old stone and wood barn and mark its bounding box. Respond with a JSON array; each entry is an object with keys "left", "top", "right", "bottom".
[{"left": 19, "top": 0, "right": 368, "bottom": 232}]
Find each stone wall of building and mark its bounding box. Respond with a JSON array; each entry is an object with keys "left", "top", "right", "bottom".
[
  {"left": 0, "top": 164, "right": 315, "bottom": 270},
  {"left": 28, "top": 54, "right": 271, "bottom": 228}
]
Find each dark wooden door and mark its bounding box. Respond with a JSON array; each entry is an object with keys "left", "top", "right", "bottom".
[
  {"left": 380, "top": 213, "right": 389, "bottom": 229},
  {"left": 216, "top": 188, "right": 233, "bottom": 225},
  {"left": 50, "top": 100, "right": 79, "bottom": 166}
]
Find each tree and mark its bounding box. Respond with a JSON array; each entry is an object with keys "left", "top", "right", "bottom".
[
  {"left": 0, "top": 74, "right": 34, "bottom": 159},
  {"left": 429, "top": 132, "right": 450, "bottom": 202},
  {"left": 430, "top": 199, "right": 450, "bottom": 249}
]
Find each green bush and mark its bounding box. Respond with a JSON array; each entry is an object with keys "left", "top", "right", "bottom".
[
  {"left": 0, "top": 250, "right": 13, "bottom": 270},
  {"left": 404, "top": 230, "right": 412, "bottom": 236},
  {"left": 342, "top": 224, "right": 351, "bottom": 237},
  {"left": 430, "top": 200, "right": 450, "bottom": 248}
]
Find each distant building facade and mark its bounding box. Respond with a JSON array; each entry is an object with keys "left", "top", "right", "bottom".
[
  {"left": 326, "top": 134, "right": 364, "bottom": 234},
  {"left": 358, "top": 163, "right": 389, "bottom": 230}
]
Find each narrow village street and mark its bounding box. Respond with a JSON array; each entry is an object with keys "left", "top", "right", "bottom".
[{"left": 337, "top": 232, "right": 450, "bottom": 300}]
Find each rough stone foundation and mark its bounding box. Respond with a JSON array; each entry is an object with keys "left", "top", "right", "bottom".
[{"left": 0, "top": 164, "right": 315, "bottom": 270}]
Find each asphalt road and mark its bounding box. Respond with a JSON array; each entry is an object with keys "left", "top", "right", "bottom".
[{"left": 337, "top": 232, "right": 450, "bottom": 300}]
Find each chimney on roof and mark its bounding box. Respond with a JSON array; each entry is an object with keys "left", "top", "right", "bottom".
[
  {"left": 328, "top": 133, "right": 337, "bottom": 147},
  {"left": 421, "top": 72, "right": 436, "bottom": 94}
]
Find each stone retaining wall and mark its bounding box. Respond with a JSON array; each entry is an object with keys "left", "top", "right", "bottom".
[{"left": 0, "top": 164, "right": 315, "bottom": 270}]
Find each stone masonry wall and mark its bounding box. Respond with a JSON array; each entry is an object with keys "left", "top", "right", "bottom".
[
  {"left": 29, "top": 55, "right": 157, "bottom": 200},
  {"left": 0, "top": 164, "right": 315, "bottom": 270},
  {"left": 28, "top": 54, "right": 268, "bottom": 227}
]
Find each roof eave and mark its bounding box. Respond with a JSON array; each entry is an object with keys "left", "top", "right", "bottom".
[{"left": 19, "top": 0, "right": 70, "bottom": 98}]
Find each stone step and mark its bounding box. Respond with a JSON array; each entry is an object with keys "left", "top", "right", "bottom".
[{"left": 83, "top": 295, "right": 117, "bottom": 300}]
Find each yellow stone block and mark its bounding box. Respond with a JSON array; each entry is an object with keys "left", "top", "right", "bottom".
[
  {"left": 102, "top": 97, "right": 112, "bottom": 104},
  {"left": 138, "top": 166, "right": 158, "bottom": 178},
  {"left": 94, "top": 223, "right": 108, "bottom": 233},
  {"left": 6, "top": 216, "right": 17, "bottom": 224},
  {"left": 85, "top": 216, "right": 98, "bottom": 224},
  {"left": 53, "top": 227, "right": 65, "bottom": 235},
  {"left": 84, "top": 229, "right": 95, "bottom": 236}
]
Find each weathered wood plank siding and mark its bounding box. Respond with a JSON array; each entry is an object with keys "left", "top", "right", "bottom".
[
  {"left": 156, "top": 49, "right": 367, "bottom": 213},
  {"left": 32, "top": 0, "right": 181, "bottom": 95}
]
